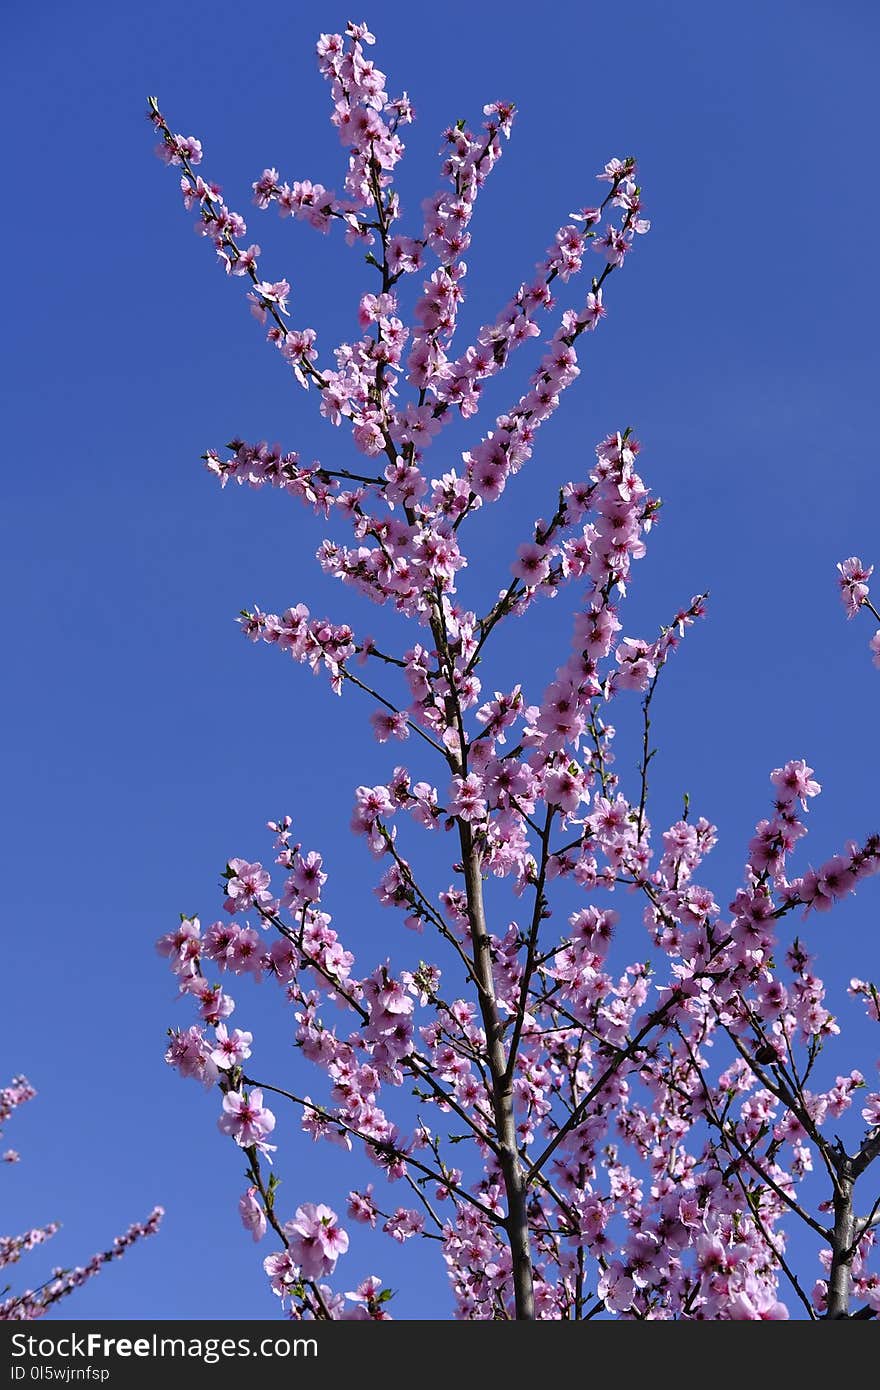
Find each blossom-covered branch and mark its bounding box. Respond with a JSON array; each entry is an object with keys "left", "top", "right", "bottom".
[
  {"left": 0, "top": 1078, "right": 162, "bottom": 1321},
  {"left": 150, "top": 18, "right": 880, "bottom": 1320}
]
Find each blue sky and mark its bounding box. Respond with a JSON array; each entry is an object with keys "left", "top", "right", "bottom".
[{"left": 4, "top": 0, "right": 879, "bottom": 1318}]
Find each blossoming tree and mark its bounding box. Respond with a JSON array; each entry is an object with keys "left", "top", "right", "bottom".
[
  {"left": 150, "top": 19, "right": 880, "bottom": 1320},
  {"left": 0, "top": 1078, "right": 162, "bottom": 1320}
]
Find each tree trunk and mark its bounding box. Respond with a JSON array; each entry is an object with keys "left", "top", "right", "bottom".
[
  {"left": 825, "top": 1175, "right": 854, "bottom": 1319},
  {"left": 460, "top": 822, "right": 536, "bottom": 1319}
]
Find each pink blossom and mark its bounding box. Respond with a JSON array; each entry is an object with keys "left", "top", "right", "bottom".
[
  {"left": 165, "top": 1026, "right": 218, "bottom": 1087},
  {"left": 770, "top": 759, "right": 821, "bottom": 809},
  {"left": 862, "top": 1093, "right": 880, "bottom": 1126},
  {"left": 156, "top": 917, "right": 201, "bottom": 976},
  {"left": 382, "top": 1208, "right": 424, "bottom": 1242},
  {"left": 613, "top": 637, "right": 657, "bottom": 690},
  {"left": 837, "top": 556, "right": 872, "bottom": 617},
  {"left": 728, "top": 1289, "right": 789, "bottom": 1320},
  {"left": 347, "top": 1186, "right": 378, "bottom": 1226},
  {"left": 223, "top": 858, "right": 275, "bottom": 914},
  {"left": 370, "top": 710, "right": 410, "bottom": 743},
  {"left": 285, "top": 1203, "right": 349, "bottom": 1280},
  {"left": 218, "top": 1088, "right": 276, "bottom": 1148},
  {"left": 210, "top": 1025, "right": 253, "bottom": 1071},
  {"left": 512, "top": 542, "right": 550, "bottom": 586},
  {"left": 287, "top": 850, "right": 327, "bottom": 903},
  {"left": 543, "top": 764, "right": 585, "bottom": 814},
  {"left": 263, "top": 1248, "right": 298, "bottom": 1297},
  {"left": 598, "top": 1263, "right": 635, "bottom": 1312},
  {"left": 448, "top": 772, "right": 487, "bottom": 823},
  {"left": 239, "top": 1187, "right": 267, "bottom": 1242}
]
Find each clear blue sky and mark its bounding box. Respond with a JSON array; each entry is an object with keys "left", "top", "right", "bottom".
[{"left": 4, "top": 0, "right": 879, "bottom": 1319}]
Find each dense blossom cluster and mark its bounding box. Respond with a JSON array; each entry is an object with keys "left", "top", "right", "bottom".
[
  {"left": 0, "top": 1078, "right": 162, "bottom": 1320},
  {"left": 152, "top": 20, "right": 880, "bottom": 1319}
]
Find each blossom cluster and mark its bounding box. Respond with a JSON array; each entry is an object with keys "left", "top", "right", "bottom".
[{"left": 152, "top": 19, "right": 880, "bottom": 1320}]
